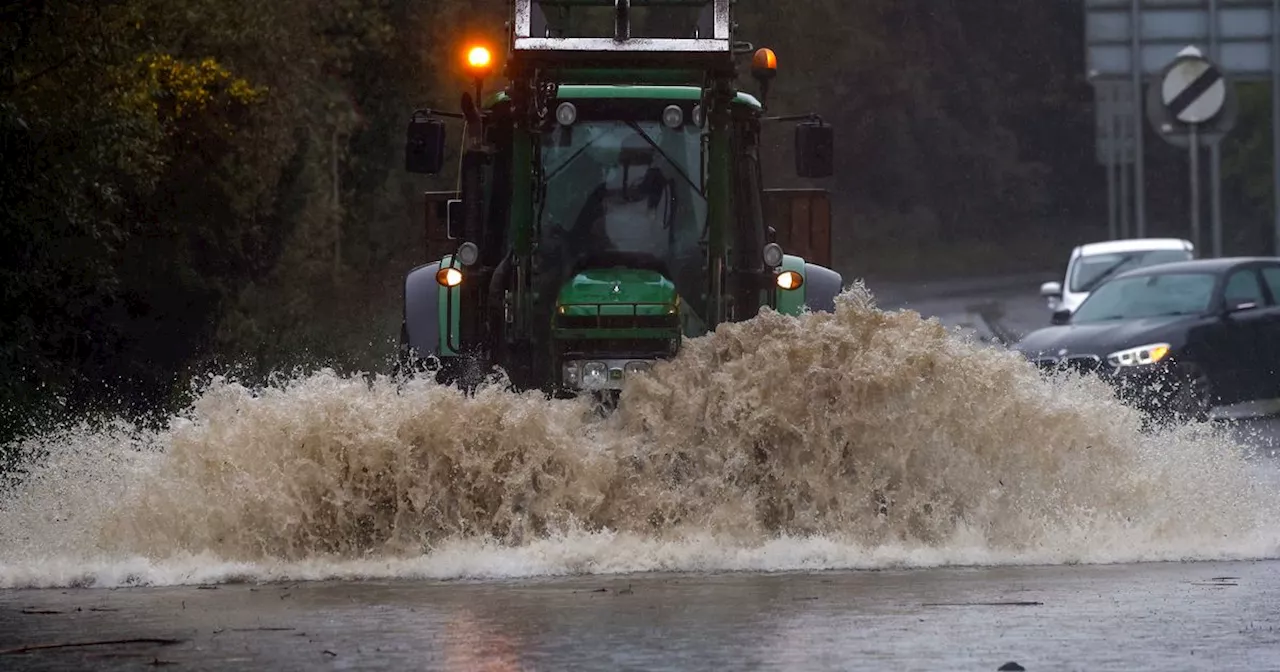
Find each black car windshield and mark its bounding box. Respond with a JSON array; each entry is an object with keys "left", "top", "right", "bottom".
[
  {"left": 1070, "top": 272, "right": 1216, "bottom": 323},
  {"left": 1069, "top": 249, "right": 1193, "bottom": 293}
]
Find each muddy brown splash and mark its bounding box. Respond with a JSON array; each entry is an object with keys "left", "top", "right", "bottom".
[{"left": 2, "top": 283, "right": 1276, "bottom": 585}]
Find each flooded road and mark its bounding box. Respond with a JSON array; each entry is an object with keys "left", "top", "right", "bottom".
[
  {"left": 3, "top": 560, "right": 1280, "bottom": 671},
  {"left": 3, "top": 280, "right": 1280, "bottom": 670}
]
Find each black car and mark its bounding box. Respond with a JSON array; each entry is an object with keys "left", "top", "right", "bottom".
[{"left": 1012, "top": 257, "right": 1280, "bottom": 422}]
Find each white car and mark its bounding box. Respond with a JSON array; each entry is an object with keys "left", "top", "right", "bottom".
[{"left": 1039, "top": 238, "right": 1196, "bottom": 321}]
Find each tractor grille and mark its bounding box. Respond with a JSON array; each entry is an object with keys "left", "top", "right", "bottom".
[{"left": 557, "top": 313, "right": 678, "bottom": 330}]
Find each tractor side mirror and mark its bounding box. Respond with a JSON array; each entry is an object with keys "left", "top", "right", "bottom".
[
  {"left": 795, "top": 120, "right": 833, "bottom": 179},
  {"left": 406, "top": 115, "right": 446, "bottom": 175}
]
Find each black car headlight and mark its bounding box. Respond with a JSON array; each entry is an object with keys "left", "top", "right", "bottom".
[{"left": 1106, "top": 342, "right": 1171, "bottom": 367}]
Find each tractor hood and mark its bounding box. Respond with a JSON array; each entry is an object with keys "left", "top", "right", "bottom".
[
  {"left": 556, "top": 268, "right": 677, "bottom": 315},
  {"left": 552, "top": 267, "right": 682, "bottom": 391}
]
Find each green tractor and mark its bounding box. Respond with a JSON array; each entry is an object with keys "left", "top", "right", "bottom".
[{"left": 399, "top": 0, "right": 842, "bottom": 401}]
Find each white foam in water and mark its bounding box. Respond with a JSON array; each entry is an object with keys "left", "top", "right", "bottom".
[{"left": 2, "top": 283, "right": 1278, "bottom": 589}]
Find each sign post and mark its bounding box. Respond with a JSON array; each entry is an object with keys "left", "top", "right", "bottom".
[
  {"left": 1151, "top": 46, "right": 1232, "bottom": 254},
  {"left": 1161, "top": 46, "right": 1225, "bottom": 249},
  {"left": 1130, "top": 0, "right": 1147, "bottom": 237},
  {"left": 1274, "top": 0, "right": 1280, "bottom": 257}
]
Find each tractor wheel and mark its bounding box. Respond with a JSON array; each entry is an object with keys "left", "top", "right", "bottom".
[{"left": 394, "top": 322, "right": 432, "bottom": 379}]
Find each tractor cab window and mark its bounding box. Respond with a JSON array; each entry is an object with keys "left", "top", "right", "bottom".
[{"left": 535, "top": 117, "right": 707, "bottom": 315}]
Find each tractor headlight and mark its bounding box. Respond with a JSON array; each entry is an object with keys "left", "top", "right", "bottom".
[
  {"left": 457, "top": 241, "right": 479, "bottom": 266},
  {"left": 662, "top": 104, "right": 684, "bottom": 128},
  {"left": 562, "top": 362, "right": 580, "bottom": 386},
  {"left": 625, "top": 361, "right": 652, "bottom": 375},
  {"left": 556, "top": 102, "right": 577, "bottom": 126},
  {"left": 582, "top": 361, "right": 608, "bottom": 388},
  {"left": 1106, "top": 343, "right": 1171, "bottom": 368},
  {"left": 762, "top": 243, "right": 784, "bottom": 268},
  {"left": 436, "top": 267, "right": 463, "bottom": 287},
  {"left": 776, "top": 270, "right": 803, "bottom": 290}
]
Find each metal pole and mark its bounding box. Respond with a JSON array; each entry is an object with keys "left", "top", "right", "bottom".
[
  {"left": 1131, "top": 0, "right": 1147, "bottom": 238},
  {"left": 1272, "top": 0, "right": 1280, "bottom": 255},
  {"left": 1107, "top": 86, "right": 1119, "bottom": 241},
  {"left": 1190, "top": 124, "right": 1201, "bottom": 250},
  {"left": 1210, "top": 0, "right": 1224, "bottom": 257},
  {"left": 1211, "top": 141, "right": 1223, "bottom": 257},
  {"left": 1120, "top": 112, "right": 1131, "bottom": 238}
]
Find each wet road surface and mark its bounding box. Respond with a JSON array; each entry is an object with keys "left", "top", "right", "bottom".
[
  {"left": 865, "top": 272, "right": 1057, "bottom": 345},
  {"left": 3, "top": 561, "right": 1280, "bottom": 671}
]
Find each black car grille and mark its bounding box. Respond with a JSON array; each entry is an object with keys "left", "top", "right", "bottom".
[{"left": 1032, "top": 355, "right": 1106, "bottom": 375}]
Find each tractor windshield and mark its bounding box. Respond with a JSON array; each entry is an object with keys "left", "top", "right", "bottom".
[{"left": 536, "top": 119, "right": 706, "bottom": 314}]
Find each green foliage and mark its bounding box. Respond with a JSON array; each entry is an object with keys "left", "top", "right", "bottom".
[
  {"left": 1, "top": 0, "right": 444, "bottom": 444},
  {"left": 1222, "top": 82, "right": 1274, "bottom": 219}
]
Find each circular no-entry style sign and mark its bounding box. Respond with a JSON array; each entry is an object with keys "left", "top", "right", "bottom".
[{"left": 1161, "top": 52, "right": 1227, "bottom": 125}]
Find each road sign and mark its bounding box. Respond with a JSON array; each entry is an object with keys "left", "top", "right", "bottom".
[
  {"left": 1148, "top": 46, "right": 1234, "bottom": 260},
  {"left": 1145, "top": 70, "right": 1238, "bottom": 149},
  {"left": 1161, "top": 47, "right": 1227, "bottom": 124},
  {"left": 1088, "top": 1, "right": 1280, "bottom": 256}
]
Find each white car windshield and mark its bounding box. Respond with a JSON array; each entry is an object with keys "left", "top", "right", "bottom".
[{"left": 1069, "top": 249, "right": 1193, "bottom": 294}]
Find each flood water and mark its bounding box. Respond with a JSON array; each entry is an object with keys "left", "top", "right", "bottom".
[{"left": 2, "top": 285, "right": 1279, "bottom": 669}]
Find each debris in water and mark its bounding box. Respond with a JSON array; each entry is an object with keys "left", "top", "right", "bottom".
[
  {"left": 998, "top": 663, "right": 1026, "bottom": 672},
  {"left": 923, "top": 601, "right": 1043, "bottom": 607},
  {"left": 0, "top": 638, "right": 183, "bottom": 655}
]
